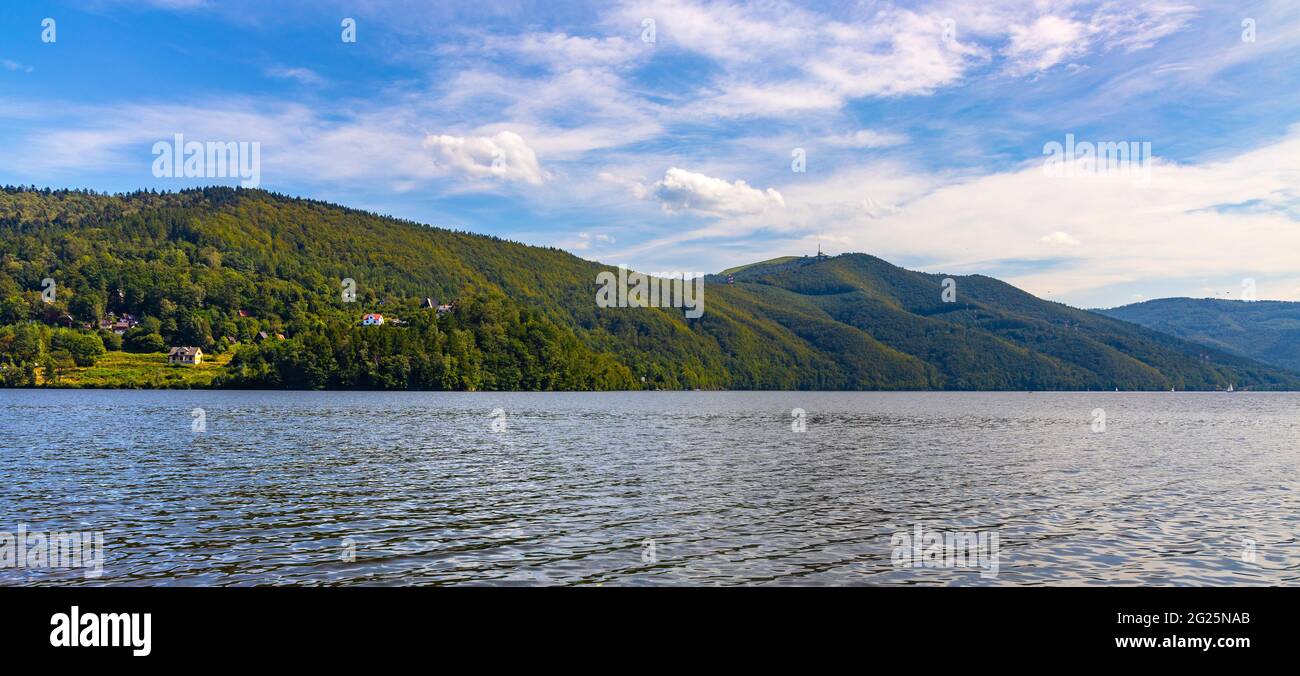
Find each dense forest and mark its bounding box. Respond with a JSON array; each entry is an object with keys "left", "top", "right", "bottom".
[
  {"left": 1098, "top": 298, "right": 1300, "bottom": 374},
  {"left": 1, "top": 186, "right": 1295, "bottom": 390}
]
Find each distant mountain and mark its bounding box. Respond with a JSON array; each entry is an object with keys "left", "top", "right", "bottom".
[
  {"left": 1, "top": 186, "right": 1296, "bottom": 390},
  {"left": 1096, "top": 298, "right": 1300, "bottom": 374}
]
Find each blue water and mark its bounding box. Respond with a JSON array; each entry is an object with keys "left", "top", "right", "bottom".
[{"left": 1, "top": 390, "right": 1297, "bottom": 585}]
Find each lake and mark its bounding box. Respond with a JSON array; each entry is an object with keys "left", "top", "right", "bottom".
[{"left": 1, "top": 390, "right": 1297, "bottom": 586}]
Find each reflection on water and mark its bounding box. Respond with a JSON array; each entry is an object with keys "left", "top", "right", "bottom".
[{"left": 1, "top": 390, "right": 1298, "bottom": 586}]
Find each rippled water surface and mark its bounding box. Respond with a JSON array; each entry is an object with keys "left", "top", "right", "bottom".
[{"left": 1, "top": 390, "right": 1298, "bottom": 586}]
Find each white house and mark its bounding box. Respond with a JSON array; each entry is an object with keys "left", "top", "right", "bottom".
[
  {"left": 167, "top": 346, "right": 203, "bottom": 365},
  {"left": 362, "top": 313, "right": 384, "bottom": 326}
]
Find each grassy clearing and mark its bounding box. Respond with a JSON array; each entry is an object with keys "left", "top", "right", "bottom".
[{"left": 43, "top": 350, "right": 233, "bottom": 388}]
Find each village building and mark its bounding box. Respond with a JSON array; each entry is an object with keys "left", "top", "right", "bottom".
[
  {"left": 362, "top": 313, "right": 384, "bottom": 326},
  {"left": 167, "top": 346, "right": 203, "bottom": 365},
  {"left": 98, "top": 313, "right": 138, "bottom": 334}
]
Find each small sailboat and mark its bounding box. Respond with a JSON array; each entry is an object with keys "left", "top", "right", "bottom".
[{"left": 1227, "top": 383, "right": 1235, "bottom": 392}]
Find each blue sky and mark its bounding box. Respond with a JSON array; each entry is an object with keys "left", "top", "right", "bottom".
[{"left": 2, "top": 0, "right": 1299, "bottom": 308}]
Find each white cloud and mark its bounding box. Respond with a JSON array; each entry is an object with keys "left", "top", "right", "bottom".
[
  {"left": 1002, "top": 4, "right": 1196, "bottom": 76},
  {"left": 825, "top": 129, "right": 908, "bottom": 149},
  {"left": 436, "top": 67, "right": 662, "bottom": 158},
  {"left": 422, "top": 131, "right": 546, "bottom": 185},
  {"left": 1004, "top": 15, "right": 1090, "bottom": 75},
  {"left": 502, "top": 32, "right": 639, "bottom": 68},
  {"left": 649, "top": 167, "right": 784, "bottom": 216},
  {"left": 1041, "top": 231, "right": 1081, "bottom": 246},
  {"left": 609, "top": 0, "right": 1197, "bottom": 118},
  {"left": 1088, "top": 2, "right": 1197, "bottom": 53},
  {"left": 264, "top": 66, "right": 324, "bottom": 86},
  {"left": 2, "top": 60, "right": 34, "bottom": 73},
  {"left": 617, "top": 1, "right": 984, "bottom": 117},
  {"left": 609, "top": 0, "right": 1194, "bottom": 118},
  {"left": 569, "top": 231, "right": 615, "bottom": 251}
]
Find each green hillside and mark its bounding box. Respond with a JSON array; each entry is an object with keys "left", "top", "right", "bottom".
[
  {"left": 1097, "top": 298, "right": 1300, "bottom": 374},
  {"left": 1, "top": 186, "right": 1294, "bottom": 390}
]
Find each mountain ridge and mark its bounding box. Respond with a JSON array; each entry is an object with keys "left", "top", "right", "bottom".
[
  {"left": 1, "top": 186, "right": 1295, "bottom": 390},
  {"left": 1096, "top": 297, "right": 1300, "bottom": 374}
]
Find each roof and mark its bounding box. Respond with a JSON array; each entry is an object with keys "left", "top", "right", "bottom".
[{"left": 168, "top": 346, "right": 202, "bottom": 356}]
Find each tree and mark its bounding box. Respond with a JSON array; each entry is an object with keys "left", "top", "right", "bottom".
[
  {"left": 0, "top": 296, "right": 27, "bottom": 324},
  {"left": 51, "top": 329, "right": 105, "bottom": 366},
  {"left": 44, "top": 349, "right": 75, "bottom": 383},
  {"left": 178, "top": 314, "right": 213, "bottom": 349},
  {"left": 128, "top": 332, "right": 166, "bottom": 353},
  {"left": 69, "top": 292, "right": 105, "bottom": 324},
  {"left": 99, "top": 330, "right": 123, "bottom": 351}
]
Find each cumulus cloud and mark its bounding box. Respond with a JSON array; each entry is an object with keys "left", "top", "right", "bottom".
[
  {"left": 422, "top": 131, "right": 546, "bottom": 184},
  {"left": 649, "top": 167, "right": 784, "bottom": 216}
]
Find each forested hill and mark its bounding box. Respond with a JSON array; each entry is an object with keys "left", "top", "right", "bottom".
[
  {"left": 1, "top": 186, "right": 1295, "bottom": 390},
  {"left": 1097, "top": 298, "right": 1300, "bottom": 374}
]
